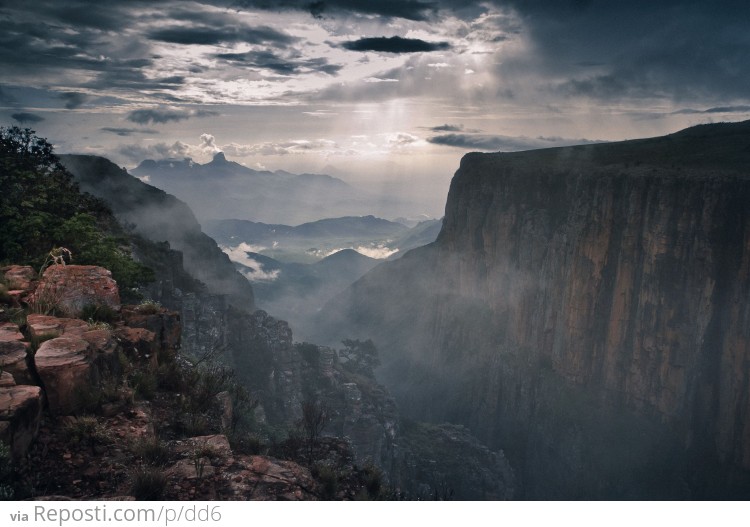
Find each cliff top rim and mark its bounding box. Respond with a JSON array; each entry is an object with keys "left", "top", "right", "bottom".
[{"left": 458, "top": 119, "right": 750, "bottom": 176}]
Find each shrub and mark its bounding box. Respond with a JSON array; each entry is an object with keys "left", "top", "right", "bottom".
[
  {"left": 63, "top": 416, "right": 113, "bottom": 446},
  {"left": 132, "top": 371, "right": 157, "bottom": 400},
  {"left": 313, "top": 463, "right": 339, "bottom": 500},
  {"left": 298, "top": 400, "right": 328, "bottom": 463},
  {"left": 131, "top": 437, "right": 170, "bottom": 466},
  {"left": 361, "top": 463, "right": 383, "bottom": 498},
  {"left": 130, "top": 467, "right": 167, "bottom": 501},
  {"left": 80, "top": 303, "right": 118, "bottom": 324},
  {"left": 135, "top": 299, "right": 162, "bottom": 315},
  {"left": 0, "top": 127, "right": 154, "bottom": 291}
]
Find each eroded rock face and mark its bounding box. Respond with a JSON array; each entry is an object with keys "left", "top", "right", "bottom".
[
  {"left": 0, "top": 322, "right": 32, "bottom": 385},
  {"left": 32, "top": 265, "right": 120, "bottom": 318},
  {"left": 317, "top": 122, "right": 750, "bottom": 498},
  {"left": 27, "top": 314, "right": 88, "bottom": 341},
  {"left": 120, "top": 307, "right": 180, "bottom": 363},
  {"left": 2, "top": 265, "right": 36, "bottom": 292},
  {"left": 0, "top": 372, "right": 15, "bottom": 388},
  {"left": 34, "top": 337, "right": 91, "bottom": 416},
  {"left": 0, "top": 385, "right": 42, "bottom": 460},
  {"left": 115, "top": 326, "right": 158, "bottom": 370}
]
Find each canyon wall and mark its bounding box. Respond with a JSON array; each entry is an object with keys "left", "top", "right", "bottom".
[{"left": 316, "top": 121, "right": 750, "bottom": 498}]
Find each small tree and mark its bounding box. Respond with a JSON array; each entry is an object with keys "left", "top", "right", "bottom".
[{"left": 299, "top": 400, "right": 328, "bottom": 464}]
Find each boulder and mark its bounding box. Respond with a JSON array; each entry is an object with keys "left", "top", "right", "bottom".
[
  {"left": 26, "top": 314, "right": 88, "bottom": 341},
  {"left": 121, "top": 307, "right": 181, "bottom": 362},
  {"left": 0, "top": 322, "right": 24, "bottom": 343},
  {"left": 0, "top": 341, "right": 32, "bottom": 386},
  {"left": 0, "top": 323, "right": 32, "bottom": 385},
  {"left": 115, "top": 326, "right": 158, "bottom": 370},
  {"left": 0, "top": 371, "right": 15, "bottom": 388},
  {"left": 0, "top": 385, "right": 43, "bottom": 460},
  {"left": 31, "top": 265, "right": 120, "bottom": 318},
  {"left": 2, "top": 265, "right": 36, "bottom": 292},
  {"left": 34, "top": 337, "right": 91, "bottom": 416}
]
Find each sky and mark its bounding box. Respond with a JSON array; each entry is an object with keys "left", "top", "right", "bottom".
[{"left": 2, "top": 0, "right": 749, "bottom": 217}]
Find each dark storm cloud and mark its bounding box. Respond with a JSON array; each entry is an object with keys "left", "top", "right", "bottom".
[
  {"left": 45, "top": 2, "right": 125, "bottom": 30},
  {"left": 341, "top": 36, "right": 450, "bottom": 53},
  {"left": 85, "top": 69, "right": 187, "bottom": 93},
  {"left": 215, "top": 50, "right": 343, "bottom": 75},
  {"left": 60, "top": 92, "right": 88, "bottom": 110},
  {"left": 231, "top": 0, "right": 438, "bottom": 21},
  {"left": 11, "top": 112, "right": 44, "bottom": 124},
  {"left": 126, "top": 108, "right": 219, "bottom": 125},
  {"left": 672, "top": 105, "right": 750, "bottom": 115},
  {"left": 428, "top": 133, "right": 537, "bottom": 151},
  {"left": 148, "top": 24, "right": 296, "bottom": 46},
  {"left": 100, "top": 127, "right": 159, "bottom": 136},
  {"left": 430, "top": 124, "right": 464, "bottom": 132},
  {"left": 428, "top": 133, "right": 599, "bottom": 151},
  {"left": 486, "top": 0, "right": 750, "bottom": 103}
]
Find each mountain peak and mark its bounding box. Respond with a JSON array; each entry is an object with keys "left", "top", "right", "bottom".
[{"left": 211, "top": 151, "right": 227, "bottom": 163}]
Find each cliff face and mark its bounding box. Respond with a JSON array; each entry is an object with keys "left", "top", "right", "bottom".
[{"left": 316, "top": 121, "right": 750, "bottom": 498}]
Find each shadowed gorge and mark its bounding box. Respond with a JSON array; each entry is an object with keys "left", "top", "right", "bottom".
[{"left": 313, "top": 121, "right": 750, "bottom": 499}]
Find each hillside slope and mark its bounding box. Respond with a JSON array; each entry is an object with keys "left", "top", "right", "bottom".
[{"left": 60, "top": 155, "right": 255, "bottom": 311}]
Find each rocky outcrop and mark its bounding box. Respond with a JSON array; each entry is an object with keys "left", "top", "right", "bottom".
[
  {"left": 35, "top": 337, "right": 95, "bottom": 416},
  {"left": 316, "top": 121, "right": 750, "bottom": 498},
  {"left": 0, "top": 385, "right": 42, "bottom": 459},
  {"left": 0, "top": 322, "right": 32, "bottom": 385},
  {"left": 120, "top": 306, "right": 181, "bottom": 364},
  {"left": 2, "top": 265, "right": 36, "bottom": 292},
  {"left": 32, "top": 265, "right": 120, "bottom": 318}
]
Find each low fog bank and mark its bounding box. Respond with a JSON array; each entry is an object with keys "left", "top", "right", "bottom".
[{"left": 213, "top": 217, "right": 443, "bottom": 339}]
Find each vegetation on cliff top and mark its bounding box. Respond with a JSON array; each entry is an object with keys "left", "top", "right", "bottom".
[{"left": 0, "top": 127, "right": 153, "bottom": 293}]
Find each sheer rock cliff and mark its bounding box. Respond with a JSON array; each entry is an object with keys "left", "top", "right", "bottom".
[{"left": 316, "top": 121, "right": 750, "bottom": 498}]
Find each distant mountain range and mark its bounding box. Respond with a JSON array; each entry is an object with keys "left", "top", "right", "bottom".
[
  {"left": 211, "top": 215, "right": 442, "bottom": 337},
  {"left": 130, "top": 152, "right": 419, "bottom": 225},
  {"left": 205, "top": 215, "right": 442, "bottom": 264}
]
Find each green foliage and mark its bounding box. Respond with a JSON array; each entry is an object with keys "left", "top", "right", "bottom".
[
  {"left": 0, "top": 127, "right": 153, "bottom": 291},
  {"left": 53, "top": 213, "right": 154, "bottom": 291}
]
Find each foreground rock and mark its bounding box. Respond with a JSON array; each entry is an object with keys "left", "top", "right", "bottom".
[
  {"left": 0, "top": 385, "right": 42, "bottom": 460},
  {"left": 0, "top": 322, "right": 32, "bottom": 385},
  {"left": 31, "top": 265, "right": 120, "bottom": 318},
  {"left": 2, "top": 265, "right": 36, "bottom": 292},
  {"left": 35, "top": 337, "right": 93, "bottom": 416}
]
